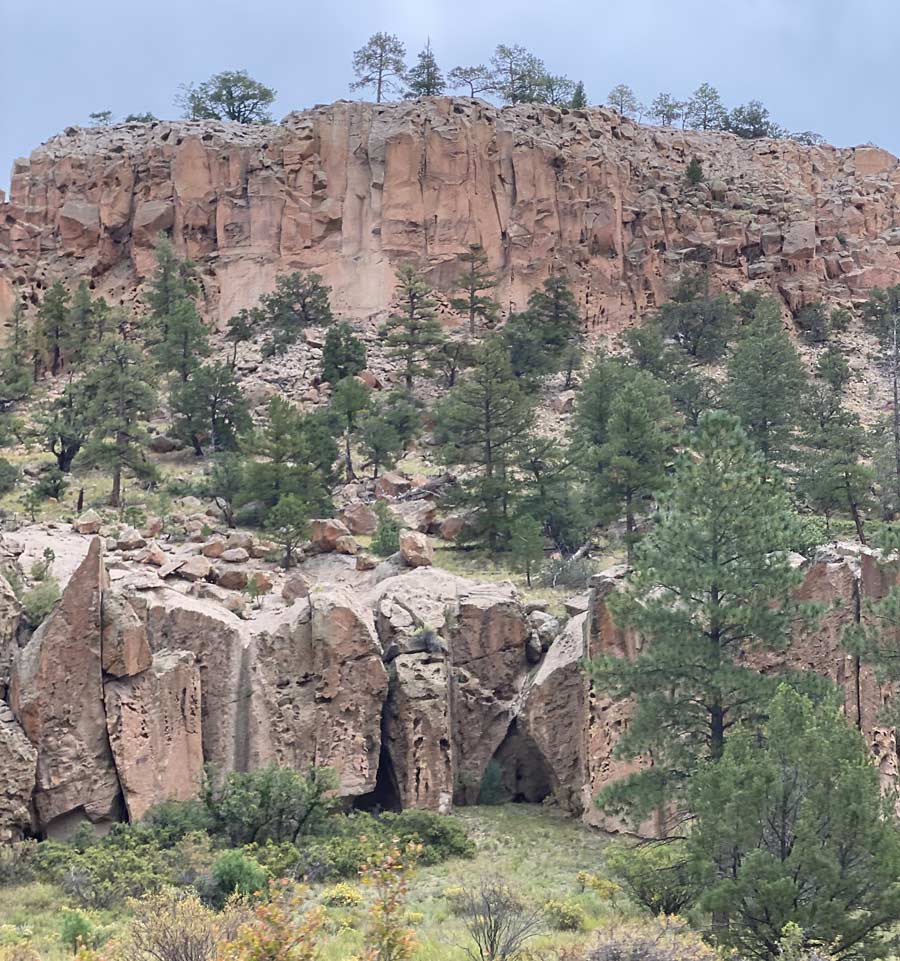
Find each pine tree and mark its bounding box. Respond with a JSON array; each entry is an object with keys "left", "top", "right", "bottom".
[
  {"left": 799, "top": 360, "right": 872, "bottom": 542},
  {"left": 436, "top": 337, "right": 534, "bottom": 551},
  {"left": 656, "top": 272, "right": 735, "bottom": 360},
  {"left": 862, "top": 285, "right": 900, "bottom": 507},
  {"left": 68, "top": 281, "right": 109, "bottom": 354},
  {"left": 723, "top": 297, "right": 807, "bottom": 473},
  {"left": 35, "top": 281, "right": 73, "bottom": 377},
  {"left": 0, "top": 301, "right": 32, "bottom": 408},
  {"left": 589, "top": 411, "right": 805, "bottom": 826},
  {"left": 489, "top": 44, "right": 547, "bottom": 104},
  {"left": 350, "top": 33, "right": 407, "bottom": 103},
  {"left": 241, "top": 397, "right": 337, "bottom": 516},
  {"left": 382, "top": 265, "right": 445, "bottom": 393},
  {"left": 428, "top": 337, "right": 476, "bottom": 389},
  {"left": 145, "top": 236, "right": 199, "bottom": 344},
  {"left": 358, "top": 394, "right": 417, "bottom": 478},
  {"left": 517, "top": 434, "right": 587, "bottom": 554},
  {"left": 170, "top": 362, "right": 250, "bottom": 456},
  {"left": 321, "top": 322, "right": 366, "bottom": 383},
  {"left": 330, "top": 376, "right": 370, "bottom": 480},
  {"left": 685, "top": 82, "right": 727, "bottom": 130},
  {"left": 649, "top": 92, "right": 683, "bottom": 126},
  {"left": 607, "top": 83, "right": 639, "bottom": 116},
  {"left": 264, "top": 494, "right": 311, "bottom": 568},
  {"left": 225, "top": 307, "right": 259, "bottom": 370},
  {"left": 145, "top": 237, "right": 209, "bottom": 380},
  {"left": 595, "top": 372, "right": 676, "bottom": 562},
  {"left": 509, "top": 514, "right": 544, "bottom": 586},
  {"left": 260, "top": 272, "right": 334, "bottom": 357},
  {"left": 688, "top": 685, "right": 900, "bottom": 960},
  {"left": 505, "top": 275, "right": 581, "bottom": 379},
  {"left": 450, "top": 244, "right": 499, "bottom": 337},
  {"left": 569, "top": 81, "right": 587, "bottom": 109},
  {"left": 35, "top": 376, "right": 96, "bottom": 472},
  {"left": 81, "top": 336, "right": 157, "bottom": 506},
  {"left": 447, "top": 65, "right": 494, "bottom": 97},
  {"left": 404, "top": 39, "right": 445, "bottom": 97},
  {"left": 685, "top": 157, "right": 703, "bottom": 185}
]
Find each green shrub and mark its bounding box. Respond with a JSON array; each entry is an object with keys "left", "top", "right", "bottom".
[
  {"left": 241, "top": 839, "right": 302, "bottom": 879},
  {"left": 370, "top": 500, "right": 401, "bottom": 557},
  {"left": 545, "top": 896, "right": 586, "bottom": 931},
  {"left": 142, "top": 798, "right": 213, "bottom": 846},
  {"left": 210, "top": 850, "right": 268, "bottom": 901},
  {"left": 0, "top": 458, "right": 19, "bottom": 495},
  {"left": 35, "top": 468, "right": 68, "bottom": 501},
  {"left": 378, "top": 809, "right": 475, "bottom": 863},
  {"left": 21, "top": 579, "right": 61, "bottom": 627},
  {"left": 685, "top": 158, "right": 703, "bottom": 185},
  {"left": 207, "top": 764, "right": 339, "bottom": 846},
  {"left": 321, "top": 881, "right": 363, "bottom": 907},
  {"left": 604, "top": 840, "right": 700, "bottom": 917},
  {"left": 477, "top": 760, "right": 506, "bottom": 805},
  {"left": 788, "top": 514, "right": 829, "bottom": 558},
  {"left": 59, "top": 909, "right": 95, "bottom": 953}
]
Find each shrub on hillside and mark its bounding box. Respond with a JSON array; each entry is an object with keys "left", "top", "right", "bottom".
[
  {"left": 604, "top": 840, "right": 700, "bottom": 917},
  {"left": 585, "top": 917, "right": 717, "bottom": 961},
  {"left": 210, "top": 850, "right": 269, "bottom": 903},
  {"left": 0, "top": 458, "right": 18, "bottom": 495},
  {"left": 371, "top": 500, "right": 401, "bottom": 557}
]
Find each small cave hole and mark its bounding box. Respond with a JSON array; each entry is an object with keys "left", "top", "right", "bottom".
[{"left": 353, "top": 742, "right": 402, "bottom": 813}]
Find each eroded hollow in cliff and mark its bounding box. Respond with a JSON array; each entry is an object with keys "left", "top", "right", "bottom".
[
  {"left": 353, "top": 742, "right": 402, "bottom": 813},
  {"left": 480, "top": 720, "right": 553, "bottom": 804}
]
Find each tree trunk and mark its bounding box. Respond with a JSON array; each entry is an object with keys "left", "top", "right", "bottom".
[
  {"left": 344, "top": 428, "right": 355, "bottom": 480},
  {"left": 109, "top": 463, "right": 122, "bottom": 508}
]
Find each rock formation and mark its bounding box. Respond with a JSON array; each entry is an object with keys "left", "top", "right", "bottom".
[{"left": 4, "top": 99, "right": 900, "bottom": 334}]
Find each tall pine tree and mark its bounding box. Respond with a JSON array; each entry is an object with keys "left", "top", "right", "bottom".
[
  {"left": 450, "top": 244, "right": 499, "bottom": 337},
  {"left": 723, "top": 296, "right": 807, "bottom": 473},
  {"left": 436, "top": 337, "right": 534, "bottom": 551},
  {"left": 589, "top": 411, "right": 804, "bottom": 827},
  {"left": 404, "top": 39, "right": 445, "bottom": 97},
  {"left": 35, "top": 281, "right": 74, "bottom": 377},
  {"left": 382, "top": 264, "right": 445, "bottom": 393}
]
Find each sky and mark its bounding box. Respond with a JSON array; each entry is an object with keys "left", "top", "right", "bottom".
[{"left": 3, "top": 0, "right": 900, "bottom": 194}]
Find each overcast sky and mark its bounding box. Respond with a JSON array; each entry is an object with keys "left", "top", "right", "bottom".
[{"left": 3, "top": 0, "right": 899, "bottom": 194}]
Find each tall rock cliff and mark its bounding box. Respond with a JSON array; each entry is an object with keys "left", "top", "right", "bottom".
[{"left": 3, "top": 98, "right": 900, "bottom": 329}]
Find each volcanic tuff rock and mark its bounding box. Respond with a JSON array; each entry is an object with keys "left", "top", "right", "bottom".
[
  {"left": 4, "top": 98, "right": 900, "bottom": 333},
  {"left": 2, "top": 518, "right": 900, "bottom": 838}
]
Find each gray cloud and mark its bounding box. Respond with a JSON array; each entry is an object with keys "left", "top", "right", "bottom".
[{"left": 3, "top": 0, "right": 897, "bottom": 193}]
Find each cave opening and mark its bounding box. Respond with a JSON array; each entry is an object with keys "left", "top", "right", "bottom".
[
  {"left": 353, "top": 742, "right": 402, "bottom": 813},
  {"left": 480, "top": 719, "right": 554, "bottom": 804}
]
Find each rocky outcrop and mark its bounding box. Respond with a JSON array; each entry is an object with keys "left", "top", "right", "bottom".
[
  {"left": 0, "top": 574, "right": 21, "bottom": 697},
  {"left": 248, "top": 590, "right": 389, "bottom": 797},
  {"left": 9, "top": 539, "right": 122, "bottom": 834},
  {"left": 0, "top": 701, "right": 36, "bottom": 841},
  {"left": 104, "top": 650, "right": 203, "bottom": 821},
  {"left": 5, "top": 99, "right": 900, "bottom": 335}
]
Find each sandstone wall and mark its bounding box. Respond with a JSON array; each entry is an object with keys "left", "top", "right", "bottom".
[{"left": 3, "top": 99, "right": 900, "bottom": 333}]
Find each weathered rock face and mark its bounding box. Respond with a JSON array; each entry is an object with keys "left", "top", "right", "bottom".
[
  {"left": 5, "top": 99, "right": 900, "bottom": 332},
  {"left": 248, "top": 590, "right": 389, "bottom": 798},
  {"left": 9, "top": 539, "right": 122, "bottom": 833},
  {"left": 0, "top": 701, "right": 36, "bottom": 841},
  {"left": 104, "top": 650, "right": 203, "bottom": 821},
  {"left": 0, "top": 574, "right": 21, "bottom": 698}
]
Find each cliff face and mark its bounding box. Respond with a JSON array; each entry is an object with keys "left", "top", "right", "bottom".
[{"left": 3, "top": 98, "right": 900, "bottom": 329}]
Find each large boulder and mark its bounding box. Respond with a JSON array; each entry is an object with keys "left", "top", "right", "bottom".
[
  {"left": 399, "top": 530, "right": 433, "bottom": 568},
  {"left": 104, "top": 650, "right": 203, "bottom": 821},
  {"left": 0, "top": 574, "right": 21, "bottom": 696},
  {"left": 311, "top": 518, "right": 353, "bottom": 553},
  {"left": 101, "top": 589, "right": 152, "bottom": 677},
  {"left": 341, "top": 502, "right": 378, "bottom": 536},
  {"left": 9, "top": 538, "right": 122, "bottom": 833},
  {"left": 247, "top": 589, "right": 389, "bottom": 798}
]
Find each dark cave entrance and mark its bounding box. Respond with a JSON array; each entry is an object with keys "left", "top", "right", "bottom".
[
  {"left": 353, "top": 742, "right": 402, "bottom": 813},
  {"left": 480, "top": 719, "right": 554, "bottom": 804}
]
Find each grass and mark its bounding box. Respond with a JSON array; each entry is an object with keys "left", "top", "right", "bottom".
[{"left": 0, "top": 805, "right": 621, "bottom": 961}]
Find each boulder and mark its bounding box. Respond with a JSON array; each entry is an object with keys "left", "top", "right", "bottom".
[
  {"left": 375, "top": 471, "right": 411, "bottom": 499},
  {"left": 782, "top": 220, "right": 816, "bottom": 259},
  {"left": 116, "top": 527, "right": 146, "bottom": 552},
  {"left": 178, "top": 556, "right": 212, "bottom": 582},
  {"left": 221, "top": 547, "right": 250, "bottom": 563},
  {"left": 281, "top": 574, "right": 310, "bottom": 603},
  {"left": 399, "top": 530, "right": 433, "bottom": 568},
  {"left": 101, "top": 589, "right": 152, "bottom": 677},
  {"left": 389, "top": 499, "right": 437, "bottom": 533},
  {"left": 310, "top": 518, "right": 353, "bottom": 553},
  {"left": 9, "top": 538, "right": 122, "bottom": 831},
  {"left": 334, "top": 535, "right": 360, "bottom": 556},
  {"left": 226, "top": 532, "right": 255, "bottom": 552},
  {"left": 216, "top": 568, "right": 249, "bottom": 591},
  {"left": 201, "top": 538, "right": 227, "bottom": 558},
  {"left": 74, "top": 510, "right": 102, "bottom": 535},
  {"left": 104, "top": 650, "right": 203, "bottom": 821},
  {"left": 341, "top": 502, "right": 378, "bottom": 536}
]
